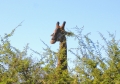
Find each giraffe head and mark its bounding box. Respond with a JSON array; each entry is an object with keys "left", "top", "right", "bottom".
[{"left": 50, "top": 21, "right": 66, "bottom": 44}]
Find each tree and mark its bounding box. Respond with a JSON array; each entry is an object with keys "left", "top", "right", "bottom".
[
  {"left": 70, "top": 27, "right": 120, "bottom": 84},
  {"left": 0, "top": 24, "right": 120, "bottom": 84},
  {"left": 0, "top": 25, "right": 47, "bottom": 84}
]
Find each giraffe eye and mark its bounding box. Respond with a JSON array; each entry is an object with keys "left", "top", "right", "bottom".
[{"left": 62, "top": 31, "right": 65, "bottom": 35}]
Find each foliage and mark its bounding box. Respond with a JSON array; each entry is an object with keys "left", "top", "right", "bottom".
[
  {"left": 0, "top": 25, "right": 120, "bottom": 84},
  {"left": 0, "top": 25, "right": 75, "bottom": 84},
  {"left": 0, "top": 28, "right": 45, "bottom": 84},
  {"left": 69, "top": 27, "right": 120, "bottom": 84}
]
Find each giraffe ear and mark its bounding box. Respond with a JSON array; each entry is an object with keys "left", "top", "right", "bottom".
[
  {"left": 61, "top": 21, "right": 66, "bottom": 29},
  {"left": 56, "top": 22, "right": 59, "bottom": 28}
]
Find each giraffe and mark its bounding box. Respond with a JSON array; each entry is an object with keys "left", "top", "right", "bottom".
[{"left": 50, "top": 21, "right": 67, "bottom": 74}]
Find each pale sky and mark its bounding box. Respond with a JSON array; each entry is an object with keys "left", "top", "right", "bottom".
[{"left": 0, "top": 0, "right": 120, "bottom": 67}]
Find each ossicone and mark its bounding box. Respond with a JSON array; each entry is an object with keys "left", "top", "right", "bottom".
[
  {"left": 56, "top": 21, "right": 60, "bottom": 28},
  {"left": 63, "top": 21, "right": 66, "bottom": 24},
  {"left": 61, "top": 21, "right": 66, "bottom": 28}
]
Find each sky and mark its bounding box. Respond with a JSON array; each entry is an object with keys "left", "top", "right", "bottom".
[{"left": 0, "top": 0, "right": 120, "bottom": 67}]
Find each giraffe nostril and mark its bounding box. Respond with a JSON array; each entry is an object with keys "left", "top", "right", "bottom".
[{"left": 50, "top": 40, "right": 56, "bottom": 44}]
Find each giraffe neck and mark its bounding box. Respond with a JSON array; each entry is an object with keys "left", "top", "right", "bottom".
[{"left": 57, "top": 39, "right": 67, "bottom": 73}]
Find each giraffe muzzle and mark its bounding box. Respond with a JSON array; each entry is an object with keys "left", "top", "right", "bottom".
[{"left": 50, "top": 39, "right": 56, "bottom": 44}]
